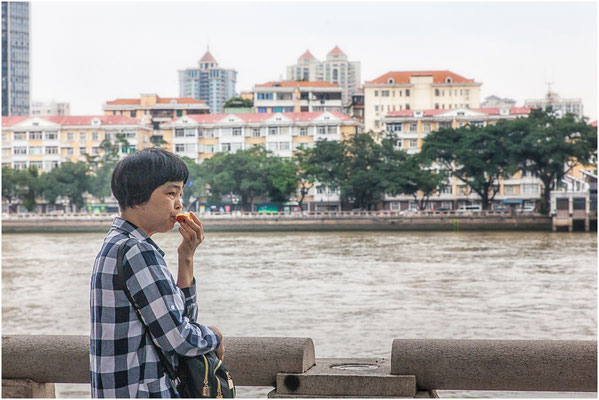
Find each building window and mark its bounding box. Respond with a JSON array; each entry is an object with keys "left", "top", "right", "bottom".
[
  {"left": 406, "top": 104, "right": 410, "bottom": 110},
  {"left": 177, "top": 110, "right": 183, "bottom": 117},
  {"left": 280, "top": 142, "right": 290, "bottom": 150},
  {"left": 63, "top": 147, "right": 74, "bottom": 155},
  {"left": 317, "top": 126, "right": 326, "bottom": 135},
  {"left": 13, "top": 146, "right": 27, "bottom": 155},
  {"left": 80, "top": 147, "right": 87, "bottom": 155},
  {"left": 435, "top": 89, "right": 440, "bottom": 96},
  {"left": 327, "top": 126, "right": 336, "bottom": 134},
  {"left": 440, "top": 186, "right": 452, "bottom": 194},
  {"left": 299, "top": 127, "right": 308, "bottom": 136},
  {"left": 252, "top": 128, "right": 261, "bottom": 137},
  {"left": 267, "top": 142, "right": 278, "bottom": 151},
  {"left": 46, "top": 146, "right": 58, "bottom": 155},
  {"left": 30, "top": 161, "right": 43, "bottom": 169},
  {"left": 522, "top": 184, "right": 539, "bottom": 194},
  {"left": 405, "top": 89, "right": 410, "bottom": 97},
  {"left": 79, "top": 132, "right": 87, "bottom": 141},
  {"left": 374, "top": 91, "right": 379, "bottom": 97},
  {"left": 382, "top": 90, "right": 390, "bottom": 97},
  {"left": 409, "top": 123, "right": 417, "bottom": 132},
  {"left": 91, "top": 147, "right": 100, "bottom": 155},
  {"left": 504, "top": 185, "right": 515, "bottom": 195},
  {"left": 29, "top": 146, "right": 43, "bottom": 155},
  {"left": 46, "top": 132, "right": 58, "bottom": 140},
  {"left": 14, "top": 161, "right": 28, "bottom": 170},
  {"left": 409, "top": 139, "right": 418, "bottom": 148},
  {"left": 92, "top": 132, "right": 99, "bottom": 140},
  {"left": 175, "top": 129, "right": 185, "bottom": 137},
  {"left": 268, "top": 127, "right": 278, "bottom": 136},
  {"left": 221, "top": 143, "right": 231, "bottom": 152},
  {"left": 29, "top": 132, "right": 42, "bottom": 140},
  {"left": 130, "top": 110, "right": 136, "bottom": 118},
  {"left": 375, "top": 105, "right": 379, "bottom": 111},
  {"left": 374, "top": 120, "right": 380, "bottom": 128},
  {"left": 231, "top": 143, "right": 243, "bottom": 152},
  {"left": 387, "top": 123, "right": 402, "bottom": 132},
  {"left": 205, "top": 144, "right": 215, "bottom": 153},
  {"left": 423, "top": 123, "right": 432, "bottom": 133},
  {"left": 185, "top": 128, "right": 196, "bottom": 137},
  {"left": 232, "top": 128, "right": 242, "bottom": 136},
  {"left": 175, "top": 144, "right": 185, "bottom": 152},
  {"left": 13, "top": 132, "right": 26, "bottom": 140},
  {"left": 186, "top": 143, "right": 197, "bottom": 153}
]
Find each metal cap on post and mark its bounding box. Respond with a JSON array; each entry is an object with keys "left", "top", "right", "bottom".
[{"left": 391, "top": 339, "right": 597, "bottom": 392}]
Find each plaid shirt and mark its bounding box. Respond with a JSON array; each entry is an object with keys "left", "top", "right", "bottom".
[{"left": 90, "top": 217, "right": 221, "bottom": 398}]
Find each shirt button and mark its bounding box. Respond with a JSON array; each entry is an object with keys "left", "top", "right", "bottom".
[{"left": 170, "top": 305, "right": 176, "bottom": 310}]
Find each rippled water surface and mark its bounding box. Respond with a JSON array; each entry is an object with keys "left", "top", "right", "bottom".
[{"left": 2, "top": 230, "right": 596, "bottom": 398}]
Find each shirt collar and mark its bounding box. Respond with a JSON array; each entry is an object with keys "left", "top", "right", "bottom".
[{"left": 112, "top": 216, "right": 165, "bottom": 257}]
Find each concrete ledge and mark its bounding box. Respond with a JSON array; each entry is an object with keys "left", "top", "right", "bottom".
[
  {"left": 1, "top": 335, "right": 315, "bottom": 387},
  {"left": 274, "top": 358, "right": 416, "bottom": 397},
  {"left": 391, "top": 339, "right": 597, "bottom": 392},
  {"left": 2, "top": 379, "right": 55, "bottom": 398}
]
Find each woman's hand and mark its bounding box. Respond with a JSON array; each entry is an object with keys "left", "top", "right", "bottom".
[
  {"left": 176, "top": 212, "right": 204, "bottom": 288},
  {"left": 177, "top": 212, "right": 204, "bottom": 258},
  {"left": 208, "top": 326, "right": 225, "bottom": 361}
]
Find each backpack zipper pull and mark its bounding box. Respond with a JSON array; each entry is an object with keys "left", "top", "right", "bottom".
[{"left": 226, "top": 371, "right": 234, "bottom": 389}]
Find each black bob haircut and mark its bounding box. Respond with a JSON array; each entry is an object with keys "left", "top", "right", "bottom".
[{"left": 111, "top": 148, "right": 188, "bottom": 210}]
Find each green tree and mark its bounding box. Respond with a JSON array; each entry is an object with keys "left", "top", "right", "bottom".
[
  {"left": 380, "top": 134, "right": 446, "bottom": 210},
  {"left": 87, "top": 134, "right": 132, "bottom": 202},
  {"left": 179, "top": 156, "right": 209, "bottom": 212},
  {"left": 339, "top": 133, "right": 389, "bottom": 210},
  {"left": 201, "top": 147, "right": 270, "bottom": 211},
  {"left": 40, "top": 162, "right": 91, "bottom": 211},
  {"left": 508, "top": 109, "right": 597, "bottom": 214},
  {"left": 263, "top": 156, "right": 299, "bottom": 203},
  {"left": 2, "top": 166, "right": 19, "bottom": 213},
  {"left": 293, "top": 147, "right": 318, "bottom": 210},
  {"left": 421, "top": 123, "right": 518, "bottom": 210},
  {"left": 223, "top": 96, "right": 253, "bottom": 108}
]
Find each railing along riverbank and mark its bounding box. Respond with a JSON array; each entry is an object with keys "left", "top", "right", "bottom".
[
  {"left": 2, "top": 211, "right": 553, "bottom": 233},
  {"left": 2, "top": 336, "right": 596, "bottom": 398}
]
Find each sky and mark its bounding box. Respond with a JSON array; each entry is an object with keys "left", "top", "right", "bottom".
[{"left": 31, "top": 1, "right": 598, "bottom": 120}]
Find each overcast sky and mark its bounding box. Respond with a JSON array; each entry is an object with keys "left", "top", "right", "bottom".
[{"left": 31, "top": 1, "right": 597, "bottom": 120}]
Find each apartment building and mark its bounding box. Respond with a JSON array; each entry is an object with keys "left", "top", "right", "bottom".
[
  {"left": 286, "top": 47, "right": 360, "bottom": 106},
  {"left": 364, "top": 70, "right": 482, "bottom": 132},
  {"left": 253, "top": 81, "right": 343, "bottom": 113},
  {"left": 382, "top": 107, "right": 538, "bottom": 211},
  {"left": 161, "top": 111, "right": 361, "bottom": 210},
  {"left": 2, "top": 115, "right": 152, "bottom": 171},
  {"left": 103, "top": 93, "right": 209, "bottom": 130},
  {"left": 178, "top": 50, "right": 237, "bottom": 114},
  {"left": 31, "top": 100, "right": 71, "bottom": 116},
  {"left": 524, "top": 91, "right": 584, "bottom": 119}
]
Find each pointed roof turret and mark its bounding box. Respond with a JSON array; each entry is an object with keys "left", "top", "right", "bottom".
[
  {"left": 200, "top": 50, "right": 217, "bottom": 63},
  {"left": 327, "top": 45, "right": 345, "bottom": 56},
  {"left": 299, "top": 50, "right": 316, "bottom": 60}
]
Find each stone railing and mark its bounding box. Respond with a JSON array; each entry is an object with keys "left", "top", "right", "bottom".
[
  {"left": 2, "top": 209, "right": 541, "bottom": 221},
  {"left": 2, "top": 336, "right": 596, "bottom": 398}
]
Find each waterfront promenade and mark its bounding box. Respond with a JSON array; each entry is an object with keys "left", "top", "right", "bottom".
[{"left": 2, "top": 210, "right": 551, "bottom": 233}]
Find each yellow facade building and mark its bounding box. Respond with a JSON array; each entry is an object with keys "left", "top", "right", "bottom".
[{"left": 364, "top": 70, "right": 482, "bottom": 132}]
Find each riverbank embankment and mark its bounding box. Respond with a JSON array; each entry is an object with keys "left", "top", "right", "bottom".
[{"left": 2, "top": 211, "right": 552, "bottom": 233}]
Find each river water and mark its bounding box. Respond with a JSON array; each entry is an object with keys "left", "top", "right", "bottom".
[{"left": 2, "top": 229, "right": 597, "bottom": 398}]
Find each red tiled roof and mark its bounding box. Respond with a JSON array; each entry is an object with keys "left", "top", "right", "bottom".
[
  {"left": 2, "top": 115, "right": 142, "bottom": 127},
  {"left": 106, "top": 97, "right": 205, "bottom": 105},
  {"left": 173, "top": 111, "right": 355, "bottom": 125},
  {"left": 200, "top": 51, "right": 216, "bottom": 63},
  {"left": 590, "top": 120, "right": 597, "bottom": 127},
  {"left": 366, "top": 70, "right": 476, "bottom": 85},
  {"left": 255, "top": 81, "right": 339, "bottom": 88},
  {"left": 327, "top": 45, "right": 345, "bottom": 56},
  {"left": 385, "top": 107, "right": 531, "bottom": 118},
  {"left": 299, "top": 50, "right": 316, "bottom": 60},
  {"left": 2, "top": 116, "right": 29, "bottom": 127}
]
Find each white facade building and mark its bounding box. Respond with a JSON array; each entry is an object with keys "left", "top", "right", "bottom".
[{"left": 286, "top": 47, "right": 360, "bottom": 107}]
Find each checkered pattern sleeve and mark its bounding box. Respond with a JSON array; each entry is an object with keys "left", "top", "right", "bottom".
[{"left": 122, "top": 242, "right": 220, "bottom": 356}]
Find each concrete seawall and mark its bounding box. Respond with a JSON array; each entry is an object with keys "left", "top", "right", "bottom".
[{"left": 2, "top": 215, "right": 552, "bottom": 233}]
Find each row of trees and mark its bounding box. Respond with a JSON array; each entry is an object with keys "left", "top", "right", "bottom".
[{"left": 2, "top": 109, "right": 596, "bottom": 215}]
